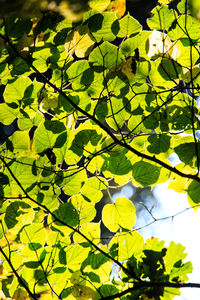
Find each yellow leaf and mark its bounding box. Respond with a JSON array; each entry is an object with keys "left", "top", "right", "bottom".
[
  {"left": 72, "top": 284, "right": 96, "bottom": 300},
  {"left": 182, "top": 66, "right": 200, "bottom": 83},
  {"left": 70, "top": 271, "right": 86, "bottom": 285},
  {"left": 120, "top": 57, "right": 136, "bottom": 79},
  {"left": 168, "top": 163, "right": 193, "bottom": 193},
  {"left": 168, "top": 176, "right": 189, "bottom": 193},
  {"left": 89, "top": 0, "right": 110, "bottom": 12},
  {"left": 12, "top": 289, "right": 30, "bottom": 300},
  {"left": 73, "top": 222, "right": 101, "bottom": 244},
  {"left": 158, "top": 0, "right": 171, "bottom": 3},
  {"left": 65, "top": 28, "right": 94, "bottom": 58},
  {"left": 40, "top": 94, "right": 58, "bottom": 112},
  {"left": 1, "top": 232, "right": 17, "bottom": 248},
  {"left": 108, "top": 0, "right": 126, "bottom": 18}
]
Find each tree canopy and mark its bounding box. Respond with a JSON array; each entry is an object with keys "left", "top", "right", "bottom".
[{"left": 0, "top": 0, "right": 200, "bottom": 299}]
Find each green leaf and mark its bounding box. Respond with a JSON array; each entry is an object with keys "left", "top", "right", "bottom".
[
  {"left": 9, "top": 130, "right": 30, "bottom": 153},
  {"left": 56, "top": 169, "right": 87, "bottom": 195},
  {"left": 164, "top": 241, "right": 188, "bottom": 273},
  {"left": 102, "top": 197, "right": 136, "bottom": 232},
  {"left": 144, "top": 238, "right": 165, "bottom": 252},
  {"left": 54, "top": 132, "right": 68, "bottom": 148},
  {"left": 66, "top": 60, "right": 93, "bottom": 91},
  {"left": 81, "top": 177, "right": 107, "bottom": 203},
  {"left": 87, "top": 12, "right": 118, "bottom": 42},
  {"left": 34, "top": 120, "right": 66, "bottom": 153},
  {"left": 53, "top": 201, "right": 79, "bottom": 227},
  {"left": 0, "top": 245, "right": 23, "bottom": 273},
  {"left": 157, "top": 57, "right": 182, "bottom": 81},
  {"left": 187, "top": 180, "right": 200, "bottom": 204},
  {"left": 12, "top": 57, "right": 31, "bottom": 76},
  {"left": 100, "top": 284, "right": 119, "bottom": 297},
  {"left": 0, "top": 172, "right": 9, "bottom": 185},
  {"left": 120, "top": 36, "right": 141, "bottom": 57},
  {"left": 109, "top": 231, "right": 144, "bottom": 261},
  {"left": 66, "top": 244, "right": 90, "bottom": 268},
  {"left": 0, "top": 103, "right": 19, "bottom": 125},
  {"left": 4, "top": 17, "right": 32, "bottom": 38},
  {"left": 36, "top": 185, "right": 60, "bottom": 211},
  {"left": 73, "top": 222, "right": 100, "bottom": 244},
  {"left": 168, "top": 15, "right": 200, "bottom": 40},
  {"left": 170, "top": 261, "right": 193, "bottom": 282},
  {"left": 88, "top": 272, "right": 100, "bottom": 283},
  {"left": 89, "top": 41, "right": 124, "bottom": 68},
  {"left": 132, "top": 161, "right": 160, "bottom": 186},
  {"left": 20, "top": 223, "right": 47, "bottom": 244},
  {"left": 88, "top": 0, "right": 110, "bottom": 11},
  {"left": 24, "top": 261, "right": 40, "bottom": 269},
  {"left": 59, "top": 247, "right": 67, "bottom": 265},
  {"left": 4, "top": 157, "right": 37, "bottom": 192},
  {"left": 70, "top": 194, "right": 96, "bottom": 225},
  {"left": 147, "top": 134, "right": 171, "bottom": 154},
  {"left": 5, "top": 201, "right": 34, "bottom": 230},
  {"left": 105, "top": 155, "right": 132, "bottom": 175},
  {"left": 32, "top": 48, "right": 51, "bottom": 72},
  {"left": 174, "top": 142, "right": 198, "bottom": 167},
  {"left": 147, "top": 4, "right": 176, "bottom": 30},
  {"left": 175, "top": 38, "right": 199, "bottom": 68},
  {"left": 118, "top": 14, "right": 142, "bottom": 38},
  {"left": 3, "top": 77, "right": 32, "bottom": 103},
  {"left": 82, "top": 252, "right": 109, "bottom": 270}
]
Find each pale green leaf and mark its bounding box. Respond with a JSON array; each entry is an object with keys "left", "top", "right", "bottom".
[
  {"left": 147, "top": 4, "right": 176, "bottom": 30},
  {"left": 0, "top": 103, "right": 19, "bottom": 125},
  {"left": 109, "top": 231, "right": 144, "bottom": 261},
  {"left": 66, "top": 244, "right": 90, "bottom": 268},
  {"left": 32, "top": 48, "right": 51, "bottom": 72},
  {"left": 168, "top": 15, "right": 200, "bottom": 40},
  {"left": 87, "top": 11, "right": 118, "bottom": 42},
  {"left": 73, "top": 222, "right": 101, "bottom": 244},
  {"left": 20, "top": 223, "right": 47, "bottom": 244},
  {"left": 57, "top": 169, "right": 87, "bottom": 195},
  {"left": 81, "top": 177, "right": 107, "bottom": 203},
  {"left": 102, "top": 197, "right": 136, "bottom": 232},
  {"left": 33, "top": 120, "right": 66, "bottom": 153},
  {"left": 4, "top": 77, "right": 32, "bottom": 103},
  {"left": 164, "top": 241, "right": 188, "bottom": 273},
  {"left": 5, "top": 201, "right": 34, "bottom": 230},
  {"left": 118, "top": 14, "right": 142, "bottom": 38},
  {"left": 89, "top": 41, "right": 124, "bottom": 68}
]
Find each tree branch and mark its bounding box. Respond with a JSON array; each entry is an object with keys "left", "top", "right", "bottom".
[
  {"left": 100, "top": 281, "right": 200, "bottom": 300},
  {"left": 0, "top": 246, "right": 37, "bottom": 299},
  {"left": 0, "top": 32, "right": 199, "bottom": 184}
]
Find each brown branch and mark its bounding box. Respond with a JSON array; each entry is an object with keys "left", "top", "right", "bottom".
[
  {"left": 100, "top": 281, "right": 200, "bottom": 300},
  {"left": 0, "top": 246, "right": 37, "bottom": 300}
]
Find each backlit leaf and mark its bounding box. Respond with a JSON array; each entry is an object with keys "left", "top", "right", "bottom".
[
  {"left": 132, "top": 161, "right": 160, "bottom": 187},
  {"left": 102, "top": 197, "right": 136, "bottom": 232}
]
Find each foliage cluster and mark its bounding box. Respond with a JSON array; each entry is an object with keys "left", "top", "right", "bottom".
[{"left": 0, "top": 0, "right": 200, "bottom": 299}]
